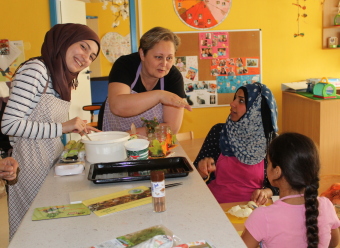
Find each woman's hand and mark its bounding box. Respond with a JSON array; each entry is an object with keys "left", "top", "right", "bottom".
[
  {"left": 197, "top": 157, "right": 216, "bottom": 179},
  {"left": 0, "top": 157, "right": 18, "bottom": 181},
  {"left": 251, "top": 188, "right": 273, "bottom": 206},
  {"left": 62, "top": 117, "right": 100, "bottom": 134},
  {"left": 160, "top": 91, "right": 192, "bottom": 112}
]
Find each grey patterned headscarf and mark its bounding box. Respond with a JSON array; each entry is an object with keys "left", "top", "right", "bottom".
[{"left": 219, "top": 83, "right": 278, "bottom": 165}]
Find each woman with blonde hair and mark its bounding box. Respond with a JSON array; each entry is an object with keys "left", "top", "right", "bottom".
[{"left": 103, "top": 26, "right": 191, "bottom": 135}]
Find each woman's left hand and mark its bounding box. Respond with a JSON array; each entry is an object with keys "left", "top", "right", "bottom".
[
  {"left": 160, "top": 91, "right": 192, "bottom": 111},
  {"left": 251, "top": 188, "right": 272, "bottom": 206}
]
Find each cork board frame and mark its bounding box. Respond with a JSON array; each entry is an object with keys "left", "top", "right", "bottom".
[{"left": 175, "top": 29, "right": 261, "bottom": 107}]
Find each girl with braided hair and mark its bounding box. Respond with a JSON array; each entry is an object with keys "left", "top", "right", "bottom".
[{"left": 242, "top": 132, "right": 340, "bottom": 248}]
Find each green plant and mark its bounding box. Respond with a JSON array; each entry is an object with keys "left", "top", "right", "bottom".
[{"left": 141, "top": 117, "right": 159, "bottom": 133}]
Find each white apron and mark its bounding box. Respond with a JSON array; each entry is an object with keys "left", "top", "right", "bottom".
[
  {"left": 9, "top": 82, "right": 70, "bottom": 239},
  {"left": 103, "top": 63, "right": 164, "bottom": 131}
]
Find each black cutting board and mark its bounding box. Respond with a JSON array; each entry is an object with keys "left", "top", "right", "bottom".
[{"left": 88, "top": 156, "right": 193, "bottom": 184}]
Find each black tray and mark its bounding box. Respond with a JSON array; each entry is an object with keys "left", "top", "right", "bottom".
[{"left": 88, "top": 156, "right": 193, "bottom": 184}]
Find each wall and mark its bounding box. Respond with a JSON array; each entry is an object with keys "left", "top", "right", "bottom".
[
  {"left": 3, "top": 0, "right": 340, "bottom": 139},
  {"left": 86, "top": 2, "right": 130, "bottom": 76},
  {"left": 138, "top": 0, "right": 340, "bottom": 138},
  {"left": 1, "top": 0, "right": 50, "bottom": 60}
]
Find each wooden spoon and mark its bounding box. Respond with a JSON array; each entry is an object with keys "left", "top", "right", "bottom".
[{"left": 131, "top": 123, "right": 137, "bottom": 135}]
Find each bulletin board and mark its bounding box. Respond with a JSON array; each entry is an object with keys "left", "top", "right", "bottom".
[{"left": 174, "top": 29, "right": 261, "bottom": 108}]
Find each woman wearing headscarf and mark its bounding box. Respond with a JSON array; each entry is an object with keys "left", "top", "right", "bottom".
[
  {"left": 1, "top": 23, "right": 100, "bottom": 239},
  {"left": 194, "top": 83, "right": 279, "bottom": 204}
]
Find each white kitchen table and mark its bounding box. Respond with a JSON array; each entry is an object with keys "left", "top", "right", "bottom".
[{"left": 8, "top": 145, "right": 246, "bottom": 248}]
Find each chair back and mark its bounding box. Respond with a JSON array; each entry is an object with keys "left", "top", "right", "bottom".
[
  {"left": 82, "top": 105, "right": 101, "bottom": 127},
  {"left": 176, "top": 131, "right": 194, "bottom": 141},
  {"left": 97, "top": 98, "right": 107, "bottom": 131}
]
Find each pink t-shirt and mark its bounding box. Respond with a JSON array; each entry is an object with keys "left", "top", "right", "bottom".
[
  {"left": 208, "top": 154, "right": 264, "bottom": 203},
  {"left": 245, "top": 196, "right": 340, "bottom": 248}
]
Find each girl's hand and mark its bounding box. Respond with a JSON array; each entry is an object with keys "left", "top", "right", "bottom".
[
  {"left": 81, "top": 125, "right": 101, "bottom": 134},
  {"left": 160, "top": 91, "right": 192, "bottom": 111},
  {"left": 62, "top": 117, "right": 86, "bottom": 134},
  {"left": 251, "top": 188, "right": 272, "bottom": 206},
  {"left": 0, "top": 157, "right": 19, "bottom": 181},
  {"left": 197, "top": 157, "right": 216, "bottom": 179}
]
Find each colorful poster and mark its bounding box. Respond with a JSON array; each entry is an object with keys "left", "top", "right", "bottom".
[
  {"left": 101, "top": 32, "right": 131, "bottom": 63},
  {"left": 185, "top": 80, "right": 217, "bottom": 108},
  {"left": 216, "top": 75, "right": 261, "bottom": 93},
  {"left": 210, "top": 58, "right": 235, "bottom": 77},
  {"left": 185, "top": 67, "right": 198, "bottom": 81},
  {"left": 210, "top": 57, "right": 260, "bottom": 77},
  {"left": 173, "top": 0, "right": 232, "bottom": 30},
  {"left": 199, "top": 32, "right": 229, "bottom": 59},
  {"left": 0, "top": 40, "right": 25, "bottom": 82},
  {"left": 234, "top": 57, "right": 260, "bottom": 76},
  {"left": 176, "top": 55, "right": 198, "bottom": 81}
]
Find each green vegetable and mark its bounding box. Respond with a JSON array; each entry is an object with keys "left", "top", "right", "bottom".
[
  {"left": 172, "top": 134, "right": 177, "bottom": 145},
  {"left": 64, "top": 140, "right": 76, "bottom": 150},
  {"left": 117, "top": 226, "right": 166, "bottom": 247},
  {"left": 149, "top": 139, "right": 166, "bottom": 157},
  {"left": 141, "top": 117, "right": 159, "bottom": 134},
  {"left": 63, "top": 140, "right": 83, "bottom": 158}
]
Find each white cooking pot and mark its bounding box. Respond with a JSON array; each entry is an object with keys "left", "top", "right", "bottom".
[{"left": 81, "top": 131, "right": 130, "bottom": 164}]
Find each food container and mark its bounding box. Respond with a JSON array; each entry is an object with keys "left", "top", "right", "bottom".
[
  {"left": 81, "top": 131, "right": 130, "bottom": 164},
  {"left": 124, "top": 139, "right": 150, "bottom": 160}
]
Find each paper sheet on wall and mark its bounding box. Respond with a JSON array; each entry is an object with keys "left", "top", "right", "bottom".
[
  {"left": 0, "top": 41, "right": 25, "bottom": 82},
  {"left": 101, "top": 32, "right": 131, "bottom": 63},
  {"left": 0, "top": 82, "right": 10, "bottom": 98},
  {"left": 0, "top": 41, "right": 22, "bottom": 71}
]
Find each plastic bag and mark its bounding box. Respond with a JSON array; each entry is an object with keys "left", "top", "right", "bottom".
[
  {"left": 90, "top": 225, "right": 179, "bottom": 248},
  {"left": 173, "top": 240, "right": 216, "bottom": 248}
]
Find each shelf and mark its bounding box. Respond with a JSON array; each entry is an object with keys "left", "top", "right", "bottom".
[
  {"left": 323, "top": 26, "right": 340, "bottom": 29},
  {"left": 323, "top": 47, "right": 340, "bottom": 49},
  {"left": 322, "top": 0, "right": 340, "bottom": 49}
]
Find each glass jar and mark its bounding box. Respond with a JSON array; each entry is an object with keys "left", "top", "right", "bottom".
[
  {"left": 155, "top": 126, "right": 173, "bottom": 148},
  {"left": 150, "top": 170, "right": 166, "bottom": 212},
  {"left": 147, "top": 132, "right": 167, "bottom": 158}
]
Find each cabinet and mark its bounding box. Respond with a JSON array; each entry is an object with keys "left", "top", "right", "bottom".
[
  {"left": 282, "top": 92, "right": 340, "bottom": 175},
  {"left": 322, "top": 0, "right": 340, "bottom": 49}
]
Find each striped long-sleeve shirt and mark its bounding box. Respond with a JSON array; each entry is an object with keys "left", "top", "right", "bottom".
[{"left": 1, "top": 59, "right": 64, "bottom": 145}]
